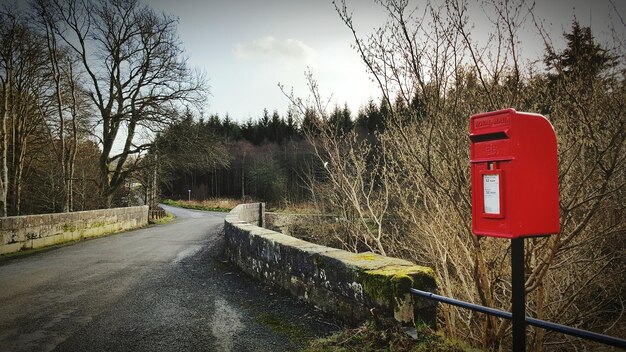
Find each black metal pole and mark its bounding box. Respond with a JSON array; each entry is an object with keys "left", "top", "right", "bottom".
[{"left": 512, "top": 238, "right": 525, "bottom": 352}]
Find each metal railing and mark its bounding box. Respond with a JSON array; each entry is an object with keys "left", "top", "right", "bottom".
[
  {"left": 149, "top": 207, "right": 166, "bottom": 220},
  {"left": 410, "top": 288, "right": 626, "bottom": 349}
]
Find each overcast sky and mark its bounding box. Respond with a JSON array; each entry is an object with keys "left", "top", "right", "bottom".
[{"left": 148, "top": 0, "right": 625, "bottom": 122}]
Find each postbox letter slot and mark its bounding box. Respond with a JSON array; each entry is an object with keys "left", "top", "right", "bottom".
[{"left": 469, "top": 131, "right": 508, "bottom": 143}]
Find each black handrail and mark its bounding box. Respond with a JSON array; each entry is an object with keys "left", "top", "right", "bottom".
[{"left": 409, "top": 288, "right": 626, "bottom": 349}]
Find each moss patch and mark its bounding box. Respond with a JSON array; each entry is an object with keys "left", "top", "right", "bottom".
[
  {"left": 362, "top": 265, "right": 435, "bottom": 304},
  {"left": 354, "top": 253, "right": 378, "bottom": 261},
  {"left": 314, "top": 255, "right": 327, "bottom": 269},
  {"left": 366, "top": 265, "right": 435, "bottom": 278},
  {"left": 89, "top": 221, "right": 105, "bottom": 228},
  {"left": 255, "top": 313, "right": 308, "bottom": 343},
  {"left": 62, "top": 224, "right": 77, "bottom": 232}
]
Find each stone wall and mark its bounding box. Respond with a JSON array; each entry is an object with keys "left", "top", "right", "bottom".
[
  {"left": 0, "top": 206, "right": 149, "bottom": 255},
  {"left": 224, "top": 203, "right": 437, "bottom": 326}
]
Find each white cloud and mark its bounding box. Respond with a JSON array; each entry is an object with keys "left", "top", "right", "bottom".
[{"left": 234, "top": 36, "right": 317, "bottom": 66}]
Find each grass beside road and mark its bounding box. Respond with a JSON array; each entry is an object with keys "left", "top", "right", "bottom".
[
  {"left": 162, "top": 198, "right": 239, "bottom": 212},
  {"left": 150, "top": 212, "right": 175, "bottom": 225},
  {"left": 161, "top": 199, "right": 324, "bottom": 214}
]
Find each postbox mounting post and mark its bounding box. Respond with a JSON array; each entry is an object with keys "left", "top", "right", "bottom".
[{"left": 511, "top": 238, "right": 525, "bottom": 352}]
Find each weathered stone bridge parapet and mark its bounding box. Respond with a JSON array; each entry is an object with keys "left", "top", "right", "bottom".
[
  {"left": 224, "top": 203, "right": 437, "bottom": 326},
  {"left": 0, "top": 206, "right": 149, "bottom": 255}
]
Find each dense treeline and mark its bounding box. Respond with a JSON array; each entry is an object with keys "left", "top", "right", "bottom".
[{"left": 151, "top": 101, "right": 392, "bottom": 204}]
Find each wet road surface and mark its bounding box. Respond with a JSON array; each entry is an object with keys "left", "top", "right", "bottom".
[{"left": 0, "top": 205, "right": 337, "bottom": 352}]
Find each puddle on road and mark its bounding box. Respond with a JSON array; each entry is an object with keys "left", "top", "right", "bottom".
[{"left": 210, "top": 298, "right": 244, "bottom": 352}]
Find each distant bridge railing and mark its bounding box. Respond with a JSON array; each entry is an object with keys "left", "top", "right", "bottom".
[{"left": 149, "top": 206, "right": 167, "bottom": 221}]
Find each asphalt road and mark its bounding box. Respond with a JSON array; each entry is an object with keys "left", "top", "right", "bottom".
[{"left": 0, "top": 205, "right": 338, "bottom": 352}]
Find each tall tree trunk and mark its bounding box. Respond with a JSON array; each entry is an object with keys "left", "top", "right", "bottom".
[
  {"left": 151, "top": 153, "right": 158, "bottom": 207},
  {"left": 53, "top": 51, "right": 67, "bottom": 212},
  {"left": 67, "top": 63, "right": 79, "bottom": 212},
  {"left": 100, "top": 166, "right": 111, "bottom": 208},
  {"left": 9, "top": 91, "right": 15, "bottom": 215},
  {"left": 0, "top": 69, "right": 11, "bottom": 217},
  {"left": 10, "top": 98, "right": 32, "bottom": 216},
  {"left": 40, "top": 11, "right": 68, "bottom": 212},
  {"left": 81, "top": 169, "right": 86, "bottom": 211},
  {"left": 50, "top": 163, "right": 55, "bottom": 212},
  {"left": 14, "top": 149, "right": 24, "bottom": 215},
  {"left": 10, "top": 126, "right": 24, "bottom": 216}
]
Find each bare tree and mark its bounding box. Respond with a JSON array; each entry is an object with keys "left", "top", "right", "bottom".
[
  {"left": 0, "top": 10, "right": 16, "bottom": 217},
  {"left": 32, "top": 1, "right": 88, "bottom": 212},
  {"left": 0, "top": 8, "right": 51, "bottom": 216},
  {"left": 31, "top": 0, "right": 86, "bottom": 213},
  {"left": 42, "top": 0, "right": 207, "bottom": 207}
]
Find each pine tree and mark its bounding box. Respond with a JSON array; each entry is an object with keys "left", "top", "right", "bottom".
[{"left": 545, "top": 21, "right": 617, "bottom": 81}]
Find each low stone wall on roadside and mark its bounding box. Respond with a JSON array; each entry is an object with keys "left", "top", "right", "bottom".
[
  {"left": 224, "top": 203, "right": 437, "bottom": 327},
  {"left": 0, "top": 206, "right": 149, "bottom": 255}
]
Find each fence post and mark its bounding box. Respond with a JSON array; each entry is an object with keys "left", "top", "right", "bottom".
[{"left": 258, "top": 202, "right": 265, "bottom": 228}]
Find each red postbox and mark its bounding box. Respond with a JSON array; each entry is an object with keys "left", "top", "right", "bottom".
[{"left": 470, "top": 108, "right": 560, "bottom": 238}]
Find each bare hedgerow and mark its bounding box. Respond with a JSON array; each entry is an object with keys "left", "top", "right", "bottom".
[{"left": 285, "top": 0, "right": 625, "bottom": 350}]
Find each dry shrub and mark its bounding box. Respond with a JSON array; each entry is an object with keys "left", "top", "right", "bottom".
[{"left": 287, "top": 0, "right": 625, "bottom": 350}]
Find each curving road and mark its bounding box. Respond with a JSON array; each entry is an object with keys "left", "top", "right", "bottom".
[{"left": 0, "top": 205, "right": 337, "bottom": 352}]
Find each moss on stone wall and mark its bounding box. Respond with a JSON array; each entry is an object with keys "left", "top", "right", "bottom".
[
  {"left": 62, "top": 224, "right": 77, "bottom": 232},
  {"left": 314, "top": 255, "right": 327, "bottom": 269},
  {"left": 354, "top": 253, "right": 378, "bottom": 261},
  {"left": 363, "top": 266, "right": 435, "bottom": 300},
  {"left": 361, "top": 264, "right": 436, "bottom": 323},
  {"left": 90, "top": 221, "right": 105, "bottom": 228}
]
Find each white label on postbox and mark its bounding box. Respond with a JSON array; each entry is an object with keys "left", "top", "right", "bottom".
[{"left": 483, "top": 174, "right": 500, "bottom": 214}]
